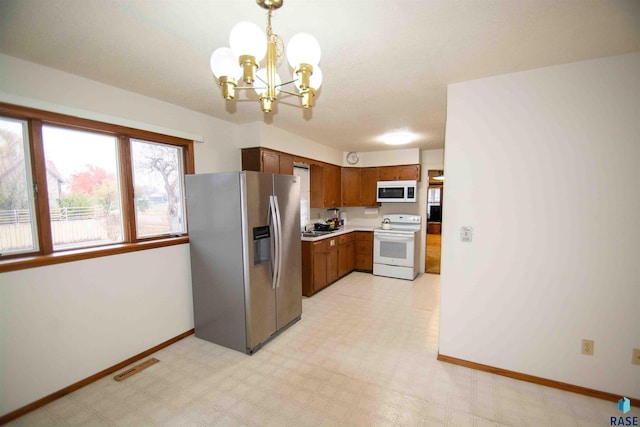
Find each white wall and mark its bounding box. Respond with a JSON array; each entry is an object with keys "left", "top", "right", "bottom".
[
  {"left": 440, "top": 53, "right": 640, "bottom": 398},
  {"left": 0, "top": 245, "right": 193, "bottom": 415},
  {"left": 346, "top": 148, "right": 421, "bottom": 167},
  {"left": 0, "top": 54, "right": 241, "bottom": 416}
]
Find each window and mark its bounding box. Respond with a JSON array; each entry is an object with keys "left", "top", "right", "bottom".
[
  {"left": 0, "top": 102, "right": 194, "bottom": 272},
  {"left": 43, "top": 125, "right": 123, "bottom": 250},
  {"left": 0, "top": 117, "right": 39, "bottom": 255},
  {"left": 131, "top": 139, "right": 186, "bottom": 238}
]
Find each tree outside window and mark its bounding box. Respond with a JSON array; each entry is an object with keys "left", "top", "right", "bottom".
[{"left": 0, "top": 118, "right": 38, "bottom": 255}]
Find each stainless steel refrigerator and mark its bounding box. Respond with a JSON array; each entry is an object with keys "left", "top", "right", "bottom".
[{"left": 185, "top": 171, "right": 302, "bottom": 354}]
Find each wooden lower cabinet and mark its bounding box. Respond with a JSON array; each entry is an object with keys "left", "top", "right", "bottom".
[
  {"left": 337, "top": 233, "right": 355, "bottom": 277},
  {"left": 302, "top": 232, "right": 358, "bottom": 296},
  {"left": 355, "top": 231, "right": 373, "bottom": 272}
]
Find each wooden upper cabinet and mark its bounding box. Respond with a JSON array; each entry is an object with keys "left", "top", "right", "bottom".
[
  {"left": 360, "top": 167, "right": 378, "bottom": 206},
  {"left": 398, "top": 164, "right": 420, "bottom": 180},
  {"left": 310, "top": 164, "right": 324, "bottom": 208},
  {"left": 261, "top": 150, "right": 280, "bottom": 173},
  {"left": 377, "top": 166, "right": 397, "bottom": 181},
  {"left": 323, "top": 164, "right": 341, "bottom": 208},
  {"left": 241, "top": 147, "right": 294, "bottom": 175},
  {"left": 377, "top": 164, "right": 421, "bottom": 181},
  {"left": 310, "top": 163, "right": 342, "bottom": 208},
  {"left": 279, "top": 154, "right": 294, "bottom": 175},
  {"left": 341, "top": 167, "right": 361, "bottom": 206},
  {"left": 341, "top": 167, "right": 378, "bottom": 207}
]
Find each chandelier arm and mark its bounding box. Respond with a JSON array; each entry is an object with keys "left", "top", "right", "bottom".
[
  {"left": 278, "top": 89, "right": 303, "bottom": 98},
  {"left": 278, "top": 78, "right": 298, "bottom": 87},
  {"left": 235, "top": 86, "right": 262, "bottom": 91}
]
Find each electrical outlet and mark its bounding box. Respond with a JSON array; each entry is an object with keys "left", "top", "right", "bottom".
[
  {"left": 581, "top": 339, "right": 594, "bottom": 356},
  {"left": 632, "top": 348, "right": 640, "bottom": 366}
]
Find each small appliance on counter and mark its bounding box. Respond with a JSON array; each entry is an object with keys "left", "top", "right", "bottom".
[{"left": 327, "top": 208, "right": 340, "bottom": 226}]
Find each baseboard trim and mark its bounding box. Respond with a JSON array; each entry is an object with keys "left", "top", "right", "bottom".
[
  {"left": 437, "top": 353, "right": 639, "bottom": 408},
  {"left": 0, "top": 329, "right": 194, "bottom": 425}
]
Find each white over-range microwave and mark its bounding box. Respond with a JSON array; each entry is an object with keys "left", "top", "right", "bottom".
[{"left": 376, "top": 180, "right": 417, "bottom": 203}]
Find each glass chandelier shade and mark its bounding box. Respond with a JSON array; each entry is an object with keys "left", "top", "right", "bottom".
[
  {"left": 209, "top": 1, "right": 322, "bottom": 113},
  {"left": 229, "top": 22, "right": 267, "bottom": 62},
  {"left": 210, "top": 48, "right": 241, "bottom": 79},
  {"left": 210, "top": 47, "right": 242, "bottom": 100},
  {"left": 286, "top": 33, "right": 321, "bottom": 68}
]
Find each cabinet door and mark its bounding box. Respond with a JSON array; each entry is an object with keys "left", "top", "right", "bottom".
[
  {"left": 312, "top": 241, "right": 327, "bottom": 291},
  {"left": 377, "top": 166, "right": 397, "bottom": 181},
  {"left": 261, "top": 150, "right": 280, "bottom": 174},
  {"left": 279, "top": 154, "right": 294, "bottom": 175},
  {"left": 398, "top": 164, "right": 420, "bottom": 180},
  {"left": 327, "top": 239, "right": 339, "bottom": 283},
  {"left": 338, "top": 243, "right": 349, "bottom": 278},
  {"left": 324, "top": 164, "right": 341, "bottom": 208},
  {"left": 310, "top": 164, "right": 324, "bottom": 208},
  {"left": 337, "top": 234, "right": 355, "bottom": 278},
  {"left": 360, "top": 167, "right": 378, "bottom": 206},
  {"left": 301, "top": 241, "right": 314, "bottom": 297},
  {"left": 346, "top": 240, "right": 355, "bottom": 272},
  {"left": 341, "top": 167, "right": 361, "bottom": 206}
]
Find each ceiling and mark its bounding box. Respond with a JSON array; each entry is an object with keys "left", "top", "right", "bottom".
[{"left": 1, "top": 1, "right": 639, "bottom": 153}]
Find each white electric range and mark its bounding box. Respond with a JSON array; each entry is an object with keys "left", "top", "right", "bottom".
[{"left": 373, "top": 214, "right": 421, "bottom": 280}]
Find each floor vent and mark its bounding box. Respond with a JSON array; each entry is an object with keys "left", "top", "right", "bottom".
[{"left": 113, "top": 358, "right": 159, "bottom": 382}]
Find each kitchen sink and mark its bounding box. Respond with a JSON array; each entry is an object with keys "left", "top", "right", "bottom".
[{"left": 302, "top": 230, "right": 336, "bottom": 237}]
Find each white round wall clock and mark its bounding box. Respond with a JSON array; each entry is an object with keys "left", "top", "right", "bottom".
[{"left": 346, "top": 152, "right": 359, "bottom": 165}]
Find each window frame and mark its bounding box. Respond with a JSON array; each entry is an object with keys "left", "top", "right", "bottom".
[{"left": 0, "top": 102, "right": 194, "bottom": 273}]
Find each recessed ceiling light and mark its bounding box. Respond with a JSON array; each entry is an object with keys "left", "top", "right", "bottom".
[{"left": 382, "top": 129, "right": 414, "bottom": 145}]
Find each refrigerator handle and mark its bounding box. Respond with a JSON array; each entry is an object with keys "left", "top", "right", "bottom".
[
  {"left": 273, "top": 195, "right": 283, "bottom": 289},
  {"left": 269, "top": 195, "right": 280, "bottom": 290}
]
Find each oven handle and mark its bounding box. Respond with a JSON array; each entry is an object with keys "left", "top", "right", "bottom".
[{"left": 375, "top": 234, "right": 414, "bottom": 242}]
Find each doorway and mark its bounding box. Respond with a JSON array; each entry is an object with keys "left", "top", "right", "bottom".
[{"left": 426, "top": 170, "right": 443, "bottom": 274}]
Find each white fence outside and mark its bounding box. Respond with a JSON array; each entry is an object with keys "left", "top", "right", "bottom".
[{"left": 0, "top": 206, "right": 117, "bottom": 252}]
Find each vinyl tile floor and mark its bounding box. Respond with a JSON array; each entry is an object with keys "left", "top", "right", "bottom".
[{"left": 7, "top": 272, "right": 637, "bottom": 426}]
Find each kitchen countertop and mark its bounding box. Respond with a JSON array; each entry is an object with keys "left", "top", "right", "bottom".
[{"left": 300, "top": 225, "right": 377, "bottom": 242}]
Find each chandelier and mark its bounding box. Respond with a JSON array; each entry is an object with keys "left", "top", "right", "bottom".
[{"left": 209, "top": 0, "right": 323, "bottom": 113}]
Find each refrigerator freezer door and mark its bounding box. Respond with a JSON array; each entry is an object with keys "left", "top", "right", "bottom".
[
  {"left": 186, "top": 173, "right": 247, "bottom": 353},
  {"left": 243, "top": 172, "right": 277, "bottom": 351},
  {"left": 273, "top": 174, "right": 302, "bottom": 329}
]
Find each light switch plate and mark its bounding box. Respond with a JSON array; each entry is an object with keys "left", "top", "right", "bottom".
[
  {"left": 633, "top": 348, "right": 640, "bottom": 366},
  {"left": 460, "top": 226, "right": 473, "bottom": 242}
]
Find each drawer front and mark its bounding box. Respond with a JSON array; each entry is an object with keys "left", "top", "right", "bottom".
[
  {"left": 338, "top": 232, "right": 355, "bottom": 245},
  {"left": 313, "top": 240, "right": 327, "bottom": 253}
]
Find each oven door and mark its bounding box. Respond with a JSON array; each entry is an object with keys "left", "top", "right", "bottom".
[{"left": 374, "top": 232, "right": 415, "bottom": 267}]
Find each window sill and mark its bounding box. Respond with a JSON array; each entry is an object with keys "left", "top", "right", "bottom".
[{"left": 0, "top": 236, "right": 189, "bottom": 273}]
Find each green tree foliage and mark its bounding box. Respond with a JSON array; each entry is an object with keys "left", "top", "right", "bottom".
[{"left": 58, "top": 192, "right": 91, "bottom": 208}]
